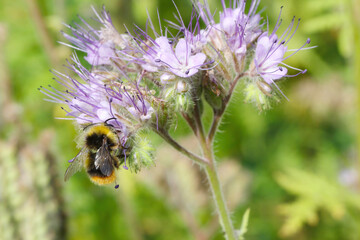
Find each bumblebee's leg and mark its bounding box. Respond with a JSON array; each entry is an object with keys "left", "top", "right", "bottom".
[{"left": 113, "top": 156, "right": 121, "bottom": 168}]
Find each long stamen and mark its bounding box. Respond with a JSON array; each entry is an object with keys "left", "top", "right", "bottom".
[
  {"left": 284, "top": 18, "right": 301, "bottom": 45},
  {"left": 272, "top": 6, "right": 283, "bottom": 36},
  {"left": 278, "top": 16, "right": 295, "bottom": 43},
  {"left": 282, "top": 38, "right": 311, "bottom": 61}
]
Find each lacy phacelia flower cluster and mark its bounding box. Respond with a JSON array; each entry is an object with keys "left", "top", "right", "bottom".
[{"left": 41, "top": 0, "right": 311, "bottom": 174}]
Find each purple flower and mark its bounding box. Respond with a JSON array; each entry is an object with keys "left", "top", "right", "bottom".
[
  {"left": 118, "top": 5, "right": 209, "bottom": 81},
  {"left": 195, "top": 0, "right": 262, "bottom": 55},
  {"left": 135, "top": 34, "right": 207, "bottom": 81},
  {"left": 253, "top": 32, "right": 288, "bottom": 84},
  {"left": 157, "top": 38, "right": 207, "bottom": 79},
  {"left": 39, "top": 56, "right": 154, "bottom": 141},
  {"left": 83, "top": 41, "right": 116, "bottom": 66},
  {"left": 139, "top": 36, "right": 172, "bottom": 73},
  {"left": 251, "top": 15, "right": 311, "bottom": 87},
  {"left": 61, "top": 6, "right": 128, "bottom": 66},
  {"left": 218, "top": 0, "right": 261, "bottom": 45}
]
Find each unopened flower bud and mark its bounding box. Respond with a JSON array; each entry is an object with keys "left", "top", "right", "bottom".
[
  {"left": 176, "top": 80, "right": 189, "bottom": 93},
  {"left": 177, "top": 93, "right": 194, "bottom": 112},
  {"left": 204, "top": 85, "right": 223, "bottom": 111},
  {"left": 203, "top": 71, "right": 226, "bottom": 111}
]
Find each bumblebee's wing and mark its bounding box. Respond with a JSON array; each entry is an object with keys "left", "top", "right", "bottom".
[
  {"left": 95, "top": 142, "right": 114, "bottom": 177},
  {"left": 64, "top": 148, "right": 86, "bottom": 181}
]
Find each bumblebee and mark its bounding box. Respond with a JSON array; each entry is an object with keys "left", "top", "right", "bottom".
[{"left": 64, "top": 121, "right": 125, "bottom": 185}]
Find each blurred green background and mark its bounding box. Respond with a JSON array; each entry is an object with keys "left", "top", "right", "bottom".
[{"left": 0, "top": 0, "right": 359, "bottom": 239}]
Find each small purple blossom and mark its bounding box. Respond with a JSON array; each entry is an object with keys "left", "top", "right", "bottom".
[
  {"left": 135, "top": 34, "right": 207, "bottom": 80},
  {"left": 61, "top": 6, "right": 127, "bottom": 66},
  {"left": 83, "top": 41, "right": 116, "bottom": 65},
  {"left": 157, "top": 38, "right": 207, "bottom": 78},
  {"left": 251, "top": 13, "right": 311, "bottom": 91},
  {"left": 218, "top": 0, "right": 261, "bottom": 44},
  {"left": 195, "top": 0, "right": 262, "bottom": 54},
  {"left": 253, "top": 32, "right": 288, "bottom": 84}
]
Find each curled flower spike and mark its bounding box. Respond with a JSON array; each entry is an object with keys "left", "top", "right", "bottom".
[
  {"left": 60, "top": 6, "right": 128, "bottom": 66},
  {"left": 194, "top": 0, "right": 262, "bottom": 51},
  {"left": 219, "top": 0, "right": 262, "bottom": 46},
  {"left": 39, "top": 55, "right": 154, "bottom": 135}
]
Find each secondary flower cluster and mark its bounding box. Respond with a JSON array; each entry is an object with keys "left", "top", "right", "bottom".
[{"left": 42, "top": 0, "right": 311, "bottom": 173}]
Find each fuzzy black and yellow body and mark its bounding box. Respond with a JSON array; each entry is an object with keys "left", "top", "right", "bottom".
[{"left": 64, "top": 123, "right": 122, "bottom": 185}]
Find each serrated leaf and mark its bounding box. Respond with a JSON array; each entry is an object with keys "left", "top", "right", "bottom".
[
  {"left": 275, "top": 168, "right": 360, "bottom": 237},
  {"left": 278, "top": 199, "right": 318, "bottom": 237}
]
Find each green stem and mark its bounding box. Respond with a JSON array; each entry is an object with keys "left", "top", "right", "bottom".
[
  {"left": 153, "top": 126, "right": 209, "bottom": 165},
  {"left": 202, "top": 142, "right": 237, "bottom": 240},
  {"left": 193, "top": 101, "right": 237, "bottom": 239},
  {"left": 208, "top": 73, "right": 244, "bottom": 143},
  {"left": 206, "top": 166, "right": 237, "bottom": 240},
  {"left": 200, "top": 74, "right": 245, "bottom": 239},
  {"left": 181, "top": 112, "right": 197, "bottom": 135},
  {"left": 193, "top": 99, "right": 206, "bottom": 141},
  {"left": 168, "top": 73, "right": 244, "bottom": 239},
  {"left": 207, "top": 112, "right": 221, "bottom": 144}
]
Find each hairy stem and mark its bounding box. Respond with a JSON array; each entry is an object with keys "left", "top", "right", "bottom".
[
  {"left": 153, "top": 126, "right": 209, "bottom": 165},
  {"left": 200, "top": 74, "right": 245, "bottom": 239},
  {"left": 193, "top": 99, "right": 206, "bottom": 142},
  {"left": 169, "top": 73, "right": 244, "bottom": 239},
  {"left": 181, "top": 112, "right": 197, "bottom": 135},
  {"left": 207, "top": 112, "right": 221, "bottom": 144},
  {"left": 208, "top": 73, "right": 244, "bottom": 142},
  {"left": 202, "top": 141, "right": 237, "bottom": 240}
]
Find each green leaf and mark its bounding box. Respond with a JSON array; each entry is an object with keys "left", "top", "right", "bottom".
[
  {"left": 236, "top": 208, "right": 251, "bottom": 240},
  {"left": 275, "top": 168, "right": 360, "bottom": 237}
]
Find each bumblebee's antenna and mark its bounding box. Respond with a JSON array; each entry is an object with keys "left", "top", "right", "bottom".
[
  {"left": 82, "top": 122, "right": 97, "bottom": 131},
  {"left": 104, "top": 117, "right": 116, "bottom": 125},
  {"left": 82, "top": 117, "right": 117, "bottom": 131}
]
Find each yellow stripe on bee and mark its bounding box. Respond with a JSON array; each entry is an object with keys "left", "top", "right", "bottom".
[
  {"left": 87, "top": 124, "right": 118, "bottom": 144},
  {"left": 89, "top": 171, "right": 116, "bottom": 185},
  {"left": 84, "top": 156, "right": 92, "bottom": 169}
]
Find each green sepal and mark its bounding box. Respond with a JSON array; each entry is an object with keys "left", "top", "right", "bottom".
[
  {"left": 176, "top": 92, "right": 194, "bottom": 112},
  {"left": 128, "top": 133, "right": 155, "bottom": 173},
  {"left": 244, "top": 79, "right": 273, "bottom": 111},
  {"left": 204, "top": 85, "right": 224, "bottom": 111},
  {"left": 203, "top": 71, "right": 227, "bottom": 111}
]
